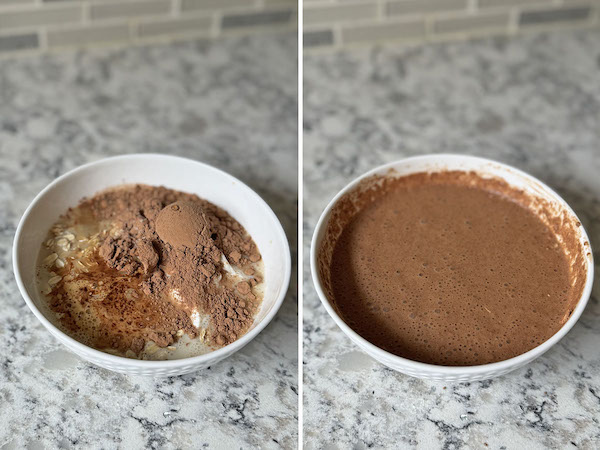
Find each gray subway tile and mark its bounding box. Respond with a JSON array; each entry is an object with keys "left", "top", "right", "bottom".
[
  {"left": 181, "top": 0, "right": 250, "bottom": 11},
  {"left": 90, "top": 0, "right": 170, "bottom": 21},
  {"left": 0, "top": 0, "right": 34, "bottom": 4},
  {"left": 0, "top": 5, "right": 82, "bottom": 30},
  {"left": 304, "top": 3, "right": 378, "bottom": 26},
  {"left": 479, "top": 0, "right": 553, "bottom": 8},
  {"left": 387, "top": 0, "right": 467, "bottom": 16},
  {"left": 0, "top": 33, "right": 38, "bottom": 52},
  {"left": 47, "top": 24, "right": 130, "bottom": 48},
  {"left": 304, "top": 29, "right": 334, "bottom": 47},
  {"left": 519, "top": 6, "right": 590, "bottom": 25},
  {"left": 264, "top": 0, "right": 297, "bottom": 6},
  {"left": 433, "top": 12, "right": 509, "bottom": 34},
  {"left": 138, "top": 16, "right": 212, "bottom": 37},
  {"left": 342, "top": 19, "right": 425, "bottom": 44},
  {"left": 222, "top": 10, "right": 292, "bottom": 28}
]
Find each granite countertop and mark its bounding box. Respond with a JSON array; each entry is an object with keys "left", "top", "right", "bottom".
[
  {"left": 304, "top": 29, "right": 600, "bottom": 449},
  {"left": 0, "top": 33, "right": 297, "bottom": 449}
]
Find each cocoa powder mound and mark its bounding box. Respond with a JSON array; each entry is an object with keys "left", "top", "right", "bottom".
[
  {"left": 50, "top": 184, "right": 263, "bottom": 355},
  {"left": 155, "top": 202, "right": 211, "bottom": 250}
]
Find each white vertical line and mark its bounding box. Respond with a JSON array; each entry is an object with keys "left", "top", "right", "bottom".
[
  {"left": 82, "top": 2, "right": 90, "bottom": 24},
  {"left": 212, "top": 11, "right": 221, "bottom": 38},
  {"left": 377, "top": 0, "right": 385, "bottom": 21},
  {"left": 425, "top": 15, "right": 434, "bottom": 40},
  {"left": 172, "top": 0, "right": 181, "bottom": 17},
  {"left": 333, "top": 22, "right": 342, "bottom": 47},
  {"left": 297, "top": 1, "right": 304, "bottom": 449},
  {"left": 508, "top": 6, "right": 519, "bottom": 34},
  {"left": 39, "top": 27, "right": 48, "bottom": 51}
]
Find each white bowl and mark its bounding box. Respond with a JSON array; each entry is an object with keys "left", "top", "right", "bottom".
[
  {"left": 311, "top": 154, "right": 594, "bottom": 382},
  {"left": 13, "top": 154, "right": 291, "bottom": 377}
]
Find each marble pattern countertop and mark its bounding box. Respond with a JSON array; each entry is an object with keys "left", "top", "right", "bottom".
[
  {"left": 0, "top": 33, "right": 297, "bottom": 449},
  {"left": 304, "top": 29, "right": 600, "bottom": 449}
]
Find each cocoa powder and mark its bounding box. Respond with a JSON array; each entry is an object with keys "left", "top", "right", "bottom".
[{"left": 46, "top": 184, "right": 263, "bottom": 356}]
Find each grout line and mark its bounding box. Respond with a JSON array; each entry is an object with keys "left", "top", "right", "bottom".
[
  {"left": 129, "top": 19, "right": 139, "bottom": 44},
  {"left": 377, "top": 0, "right": 385, "bottom": 21},
  {"left": 332, "top": 22, "right": 343, "bottom": 47},
  {"left": 508, "top": 7, "right": 520, "bottom": 34},
  {"left": 211, "top": 11, "right": 221, "bottom": 39},
  {"left": 82, "top": 2, "right": 90, "bottom": 24},
  {"left": 171, "top": 0, "right": 181, "bottom": 17},
  {"left": 425, "top": 15, "right": 434, "bottom": 38},
  {"left": 38, "top": 26, "right": 47, "bottom": 51}
]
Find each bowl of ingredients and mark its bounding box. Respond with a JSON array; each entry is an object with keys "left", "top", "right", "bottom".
[
  {"left": 14, "top": 154, "right": 291, "bottom": 377},
  {"left": 311, "top": 154, "right": 593, "bottom": 382}
]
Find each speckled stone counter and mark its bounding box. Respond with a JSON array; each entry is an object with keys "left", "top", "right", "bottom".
[
  {"left": 0, "top": 33, "right": 297, "bottom": 449},
  {"left": 304, "top": 29, "right": 600, "bottom": 449}
]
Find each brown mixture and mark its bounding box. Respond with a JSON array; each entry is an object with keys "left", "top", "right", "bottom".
[
  {"left": 319, "top": 171, "right": 587, "bottom": 366},
  {"left": 38, "top": 185, "right": 263, "bottom": 357}
]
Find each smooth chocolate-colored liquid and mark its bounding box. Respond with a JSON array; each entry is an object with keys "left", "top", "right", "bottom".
[{"left": 327, "top": 172, "right": 583, "bottom": 366}]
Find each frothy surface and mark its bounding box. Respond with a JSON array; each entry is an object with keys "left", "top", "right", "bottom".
[{"left": 322, "top": 171, "right": 586, "bottom": 366}]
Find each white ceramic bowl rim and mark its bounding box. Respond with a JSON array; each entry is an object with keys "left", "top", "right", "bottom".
[
  {"left": 311, "top": 154, "right": 594, "bottom": 375},
  {"left": 13, "top": 153, "right": 291, "bottom": 368}
]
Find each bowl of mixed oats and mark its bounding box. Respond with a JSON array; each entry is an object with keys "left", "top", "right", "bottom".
[{"left": 13, "top": 154, "right": 291, "bottom": 377}]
